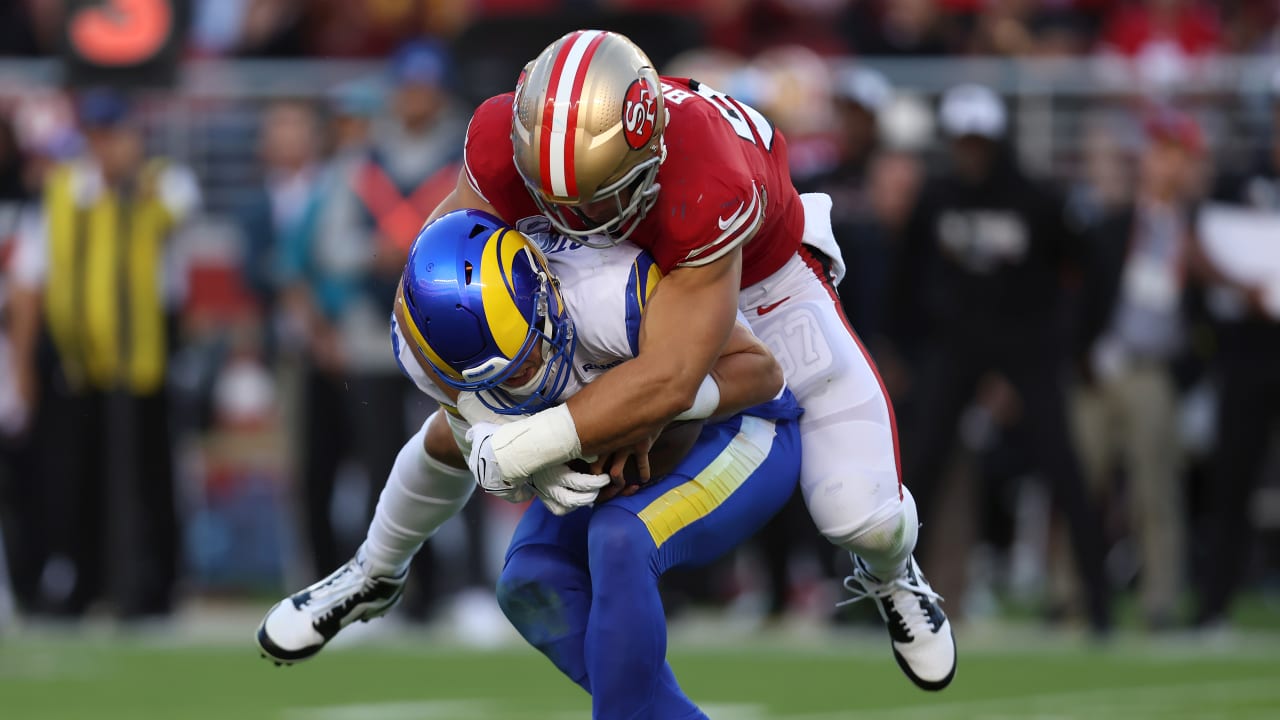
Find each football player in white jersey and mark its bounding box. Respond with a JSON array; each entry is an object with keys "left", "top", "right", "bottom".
[{"left": 259, "top": 209, "right": 802, "bottom": 718}]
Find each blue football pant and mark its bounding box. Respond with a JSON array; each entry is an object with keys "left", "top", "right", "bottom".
[{"left": 496, "top": 414, "right": 801, "bottom": 720}]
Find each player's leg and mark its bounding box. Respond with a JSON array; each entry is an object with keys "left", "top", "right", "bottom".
[
  {"left": 1048, "top": 374, "right": 1116, "bottom": 619},
  {"left": 1195, "top": 355, "right": 1275, "bottom": 625},
  {"left": 1121, "top": 364, "right": 1183, "bottom": 627},
  {"left": 362, "top": 409, "right": 473, "bottom": 575},
  {"left": 496, "top": 496, "right": 697, "bottom": 717},
  {"left": 742, "top": 249, "right": 957, "bottom": 690},
  {"left": 258, "top": 410, "right": 474, "bottom": 663},
  {"left": 300, "top": 368, "right": 347, "bottom": 578},
  {"left": 584, "top": 414, "right": 800, "bottom": 720},
  {"left": 496, "top": 503, "right": 594, "bottom": 690},
  {"left": 1004, "top": 352, "right": 1111, "bottom": 633}
]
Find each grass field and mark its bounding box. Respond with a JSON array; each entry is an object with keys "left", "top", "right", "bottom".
[{"left": 3, "top": 612, "right": 1279, "bottom": 720}]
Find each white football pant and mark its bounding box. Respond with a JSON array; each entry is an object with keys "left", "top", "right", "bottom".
[{"left": 741, "top": 245, "right": 917, "bottom": 578}]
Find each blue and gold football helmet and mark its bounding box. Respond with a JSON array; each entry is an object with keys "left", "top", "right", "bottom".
[{"left": 398, "top": 209, "right": 576, "bottom": 414}]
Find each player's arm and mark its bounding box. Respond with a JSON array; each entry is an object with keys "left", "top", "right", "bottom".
[
  {"left": 422, "top": 166, "right": 500, "bottom": 227},
  {"left": 701, "top": 319, "right": 783, "bottom": 420},
  {"left": 573, "top": 250, "right": 740, "bottom": 451},
  {"left": 591, "top": 312, "right": 779, "bottom": 485},
  {"left": 483, "top": 249, "right": 742, "bottom": 480}
]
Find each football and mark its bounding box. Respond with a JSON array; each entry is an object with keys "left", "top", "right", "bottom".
[{"left": 569, "top": 419, "right": 706, "bottom": 489}]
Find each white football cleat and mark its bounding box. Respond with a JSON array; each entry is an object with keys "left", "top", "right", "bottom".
[
  {"left": 840, "top": 554, "right": 956, "bottom": 691},
  {"left": 256, "top": 552, "right": 406, "bottom": 665}
]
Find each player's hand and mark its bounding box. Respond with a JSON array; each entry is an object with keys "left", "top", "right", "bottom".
[
  {"left": 466, "top": 422, "right": 531, "bottom": 502},
  {"left": 528, "top": 465, "right": 610, "bottom": 516},
  {"left": 594, "top": 474, "right": 643, "bottom": 504},
  {"left": 590, "top": 436, "right": 655, "bottom": 484}
]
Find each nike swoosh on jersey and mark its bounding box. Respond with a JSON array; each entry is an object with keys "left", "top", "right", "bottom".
[
  {"left": 717, "top": 200, "right": 746, "bottom": 230},
  {"left": 756, "top": 297, "right": 790, "bottom": 316},
  {"left": 684, "top": 183, "right": 764, "bottom": 266}
]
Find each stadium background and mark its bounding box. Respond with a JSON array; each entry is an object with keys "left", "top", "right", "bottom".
[{"left": 0, "top": 1, "right": 1278, "bottom": 717}]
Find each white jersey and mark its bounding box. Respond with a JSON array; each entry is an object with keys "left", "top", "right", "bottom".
[{"left": 390, "top": 219, "right": 664, "bottom": 416}]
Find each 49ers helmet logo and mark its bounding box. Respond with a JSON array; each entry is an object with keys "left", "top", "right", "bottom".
[{"left": 622, "top": 78, "right": 657, "bottom": 150}]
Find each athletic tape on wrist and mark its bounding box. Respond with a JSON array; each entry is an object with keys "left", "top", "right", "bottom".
[
  {"left": 673, "top": 375, "right": 721, "bottom": 421},
  {"left": 491, "top": 403, "right": 582, "bottom": 478}
]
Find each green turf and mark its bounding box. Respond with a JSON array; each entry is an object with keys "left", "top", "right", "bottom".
[{"left": 2, "top": 625, "right": 1279, "bottom": 719}]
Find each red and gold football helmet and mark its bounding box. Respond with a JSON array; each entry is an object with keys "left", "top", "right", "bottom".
[{"left": 512, "top": 30, "right": 666, "bottom": 247}]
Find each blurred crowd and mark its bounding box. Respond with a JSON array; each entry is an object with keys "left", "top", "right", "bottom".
[
  {"left": 1, "top": 0, "right": 1279, "bottom": 636},
  {"left": 2, "top": 0, "right": 1280, "bottom": 62}
]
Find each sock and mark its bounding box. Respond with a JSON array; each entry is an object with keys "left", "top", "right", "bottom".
[
  {"left": 362, "top": 414, "right": 473, "bottom": 577},
  {"left": 585, "top": 506, "right": 707, "bottom": 720},
  {"left": 842, "top": 485, "right": 920, "bottom": 580}
]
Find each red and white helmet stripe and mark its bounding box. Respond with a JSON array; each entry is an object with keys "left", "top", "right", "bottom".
[{"left": 539, "top": 29, "right": 607, "bottom": 200}]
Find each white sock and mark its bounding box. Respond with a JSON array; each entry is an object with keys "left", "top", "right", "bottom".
[
  {"left": 361, "top": 415, "right": 474, "bottom": 577},
  {"left": 842, "top": 485, "right": 920, "bottom": 580}
]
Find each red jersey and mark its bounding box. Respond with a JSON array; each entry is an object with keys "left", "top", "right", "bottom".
[{"left": 463, "top": 77, "right": 803, "bottom": 288}]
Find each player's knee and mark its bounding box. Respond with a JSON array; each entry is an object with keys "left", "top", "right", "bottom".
[
  {"left": 587, "top": 506, "right": 654, "bottom": 574},
  {"left": 494, "top": 566, "right": 532, "bottom": 628},
  {"left": 496, "top": 550, "right": 566, "bottom": 637},
  {"left": 829, "top": 489, "right": 919, "bottom": 563},
  {"left": 835, "top": 513, "right": 909, "bottom": 557}
]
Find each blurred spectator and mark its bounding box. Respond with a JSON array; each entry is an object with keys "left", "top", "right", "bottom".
[
  {"left": 1060, "top": 108, "right": 1202, "bottom": 630},
  {"left": 843, "top": 0, "right": 954, "bottom": 56},
  {"left": 151, "top": 0, "right": 475, "bottom": 58},
  {"left": 192, "top": 0, "right": 251, "bottom": 57},
  {"left": 328, "top": 79, "right": 381, "bottom": 156},
  {"left": 1220, "top": 0, "right": 1280, "bottom": 54},
  {"left": 306, "top": 0, "right": 470, "bottom": 57},
  {"left": 237, "top": 0, "right": 308, "bottom": 57},
  {"left": 964, "top": 0, "right": 1094, "bottom": 57},
  {"left": 1095, "top": 0, "right": 1222, "bottom": 90},
  {"left": 800, "top": 66, "right": 909, "bottom": 341},
  {"left": 1068, "top": 114, "right": 1142, "bottom": 228},
  {"left": 237, "top": 99, "right": 326, "bottom": 362},
  {"left": 887, "top": 84, "right": 1111, "bottom": 633},
  {"left": 0, "top": 1, "right": 40, "bottom": 56},
  {"left": 278, "top": 40, "right": 470, "bottom": 611},
  {"left": 677, "top": 0, "right": 852, "bottom": 56},
  {"left": 23, "top": 0, "right": 63, "bottom": 55},
  {"left": 1190, "top": 70, "right": 1280, "bottom": 628},
  {"left": 748, "top": 45, "right": 837, "bottom": 178},
  {"left": 0, "top": 114, "right": 42, "bottom": 614},
  {"left": 10, "top": 89, "right": 199, "bottom": 618}
]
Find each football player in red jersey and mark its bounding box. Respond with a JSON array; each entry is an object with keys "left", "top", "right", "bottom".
[{"left": 430, "top": 30, "right": 957, "bottom": 691}]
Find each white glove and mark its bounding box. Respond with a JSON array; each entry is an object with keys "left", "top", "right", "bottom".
[
  {"left": 466, "top": 421, "right": 608, "bottom": 512},
  {"left": 467, "top": 422, "right": 531, "bottom": 502},
  {"left": 528, "top": 464, "right": 611, "bottom": 516}
]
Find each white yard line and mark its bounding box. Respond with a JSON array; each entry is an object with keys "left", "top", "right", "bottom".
[
  {"left": 282, "top": 700, "right": 500, "bottom": 720},
  {"left": 778, "top": 677, "right": 1280, "bottom": 720},
  {"left": 548, "top": 703, "right": 771, "bottom": 720},
  {"left": 284, "top": 678, "right": 1280, "bottom": 720}
]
